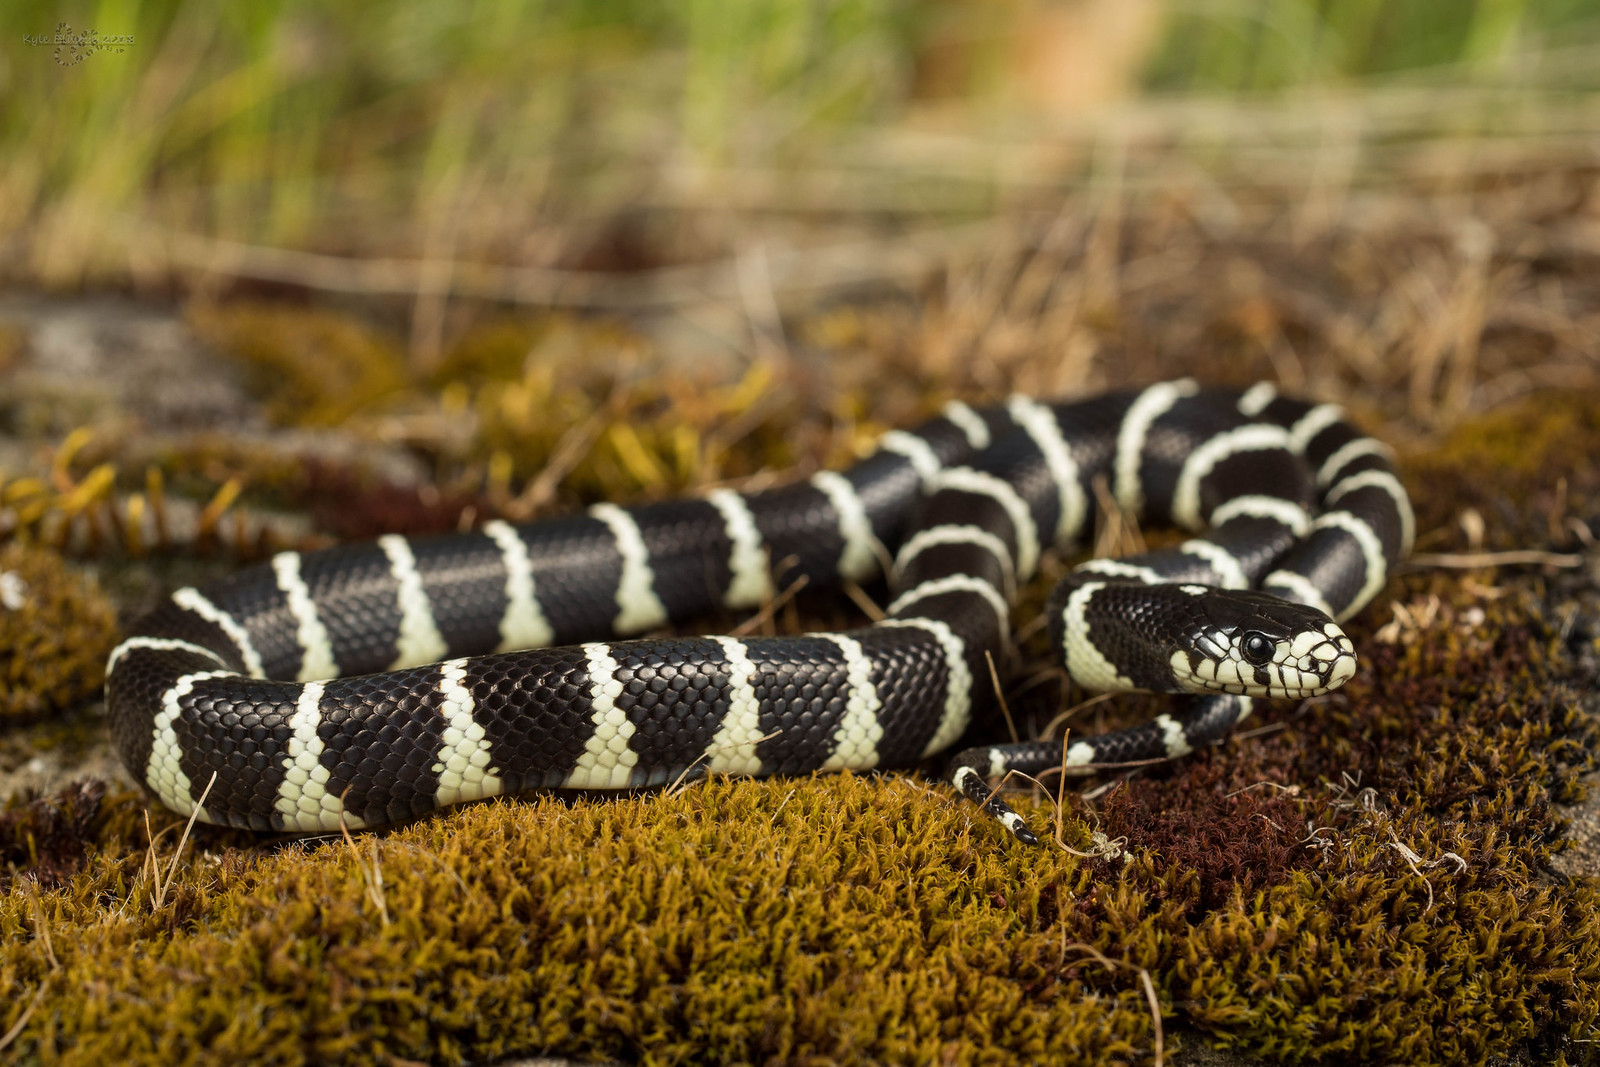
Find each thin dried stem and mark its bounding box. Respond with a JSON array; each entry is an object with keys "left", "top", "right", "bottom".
[
  {"left": 985, "top": 650, "right": 1019, "bottom": 745},
  {"left": 503, "top": 378, "right": 629, "bottom": 519},
  {"left": 1057, "top": 941, "right": 1165, "bottom": 1066},
  {"left": 152, "top": 771, "right": 217, "bottom": 911},
  {"left": 1041, "top": 691, "right": 1117, "bottom": 739},
  {"left": 665, "top": 729, "right": 782, "bottom": 797},
  {"left": 1405, "top": 550, "right": 1583, "bottom": 569},
  {"left": 338, "top": 799, "right": 390, "bottom": 928},
  {"left": 730, "top": 574, "right": 809, "bottom": 638},
  {"left": 0, "top": 984, "right": 46, "bottom": 1055},
  {"left": 843, "top": 581, "right": 885, "bottom": 622}
]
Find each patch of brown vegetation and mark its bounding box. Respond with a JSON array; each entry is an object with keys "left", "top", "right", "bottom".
[
  {"left": 1097, "top": 761, "right": 1310, "bottom": 916},
  {"left": 0, "top": 780, "right": 108, "bottom": 890}
]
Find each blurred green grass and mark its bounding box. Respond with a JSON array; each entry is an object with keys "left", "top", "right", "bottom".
[
  {"left": 2, "top": 0, "right": 1599, "bottom": 289},
  {"left": 1146, "top": 0, "right": 1600, "bottom": 89}
]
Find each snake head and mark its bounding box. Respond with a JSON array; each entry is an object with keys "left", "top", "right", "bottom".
[{"left": 1167, "top": 587, "right": 1357, "bottom": 699}]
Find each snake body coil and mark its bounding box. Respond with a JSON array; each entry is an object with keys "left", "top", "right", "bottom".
[{"left": 106, "top": 381, "right": 1412, "bottom": 841}]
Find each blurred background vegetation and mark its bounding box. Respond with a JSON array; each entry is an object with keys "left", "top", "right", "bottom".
[
  {"left": 5, "top": 0, "right": 1599, "bottom": 295},
  {"left": 3, "top": 0, "right": 1600, "bottom": 507}
]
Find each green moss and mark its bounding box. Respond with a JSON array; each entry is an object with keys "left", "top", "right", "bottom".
[
  {"left": 185, "top": 303, "right": 411, "bottom": 429},
  {"left": 0, "top": 777, "right": 1167, "bottom": 1066},
  {"left": 1405, "top": 391, "right": 1600, "bottom": 552},
  {"left": 0, "top": 544, "right": 117, "bottom": 722}
]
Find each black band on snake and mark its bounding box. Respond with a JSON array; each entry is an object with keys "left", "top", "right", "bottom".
[{"left": 105, "top": 380, "right": 1413, "bottom": 844}]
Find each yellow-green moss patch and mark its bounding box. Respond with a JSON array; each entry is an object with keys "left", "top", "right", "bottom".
[
  {"left": 186, "top": 304, "right": 410, "bottom": 428},
  {"left": 0, "top": 544, "right": 117, "bottom": 722},
  {"left": 2, "top": 776, "right": 1166, "bottom": 1066}
]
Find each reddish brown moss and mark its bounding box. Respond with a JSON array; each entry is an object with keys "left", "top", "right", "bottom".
[
  {"left": 1096, "top": 760, "right": 1311, "bottom": 916},
  {"left": 0, "top": 780, "right": 109, "bottom": 890},
  {"left": 300, "top": 463, "right": 487, "bottom": 542}
]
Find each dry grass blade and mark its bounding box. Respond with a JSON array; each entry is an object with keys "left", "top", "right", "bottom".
[
  {"left": 339, "top": 797, "right": 390, "bottom": 927},
  {"left": 769, "top": 787, "right": 798, "bottom": 824},
  {"left": 152, "top": 771, "right": 218, "bottom": 911},
  {"left": 1385, "top": 827, "right": 1468, "bottom": 914},
  {"left": 1009, "top": 665, "right": 1067, "bottom": 703},
  {"left": 665, "top": 729, "right": 783, "bottom": 797},
  {"left": 1054, "top": 732, "right": 1072, "bottom": 850},
  {"left": 843, "top": 581, "right": 885, "bottom": 622},
  {"left": 0, "top": 984, "right": 46, "bottom": 1055},
  {"left": 135, "top": 221, "right": 1002, "bottom": 310},
  {"left": 134, "top": 812, "right": 174, "bottom": 918},
  {"left": 385, "top": 840, "right": 475, "bottom": 900},
  {"left": 1091, "top": 473, "right": 1145, "bottom": 559},
  {"left": 1233, "top": 720, "right": 1290, "bottom": 741},
  {"left": 737, "top": 241, "right": 788, "bottom": 361},
  {"left": 1057, "top": 942, "right": 1164, "bottom": 1066},
  {"left": 1404, "top": 550, "right": 1584, "bottom": 569},
  {"left": 1041, "top": 691, "right": 1116, "bottom": 739},
  {"left": 503, "top": 376, "right": 631, "bottom": 520},
  {"left": 1010, "top": 612, "right": 1050, "bottom": 647},
  {"left": 1225, "top": 781, "right": 1301, "bottom": 799},
  {"left": 730, "top": 574, "right": 809, "bottom": 638},
  {"left": 865, "top": 535, "right": 897, "bottom": 588},
  {"left": 1078, "top": 764, "right": 1158, "bottom": 802},
  {"left": 985, "top": 650, "right": 1019, "bottom": 744}
]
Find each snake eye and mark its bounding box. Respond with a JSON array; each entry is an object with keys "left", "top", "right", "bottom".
[{"left": 1241, "top": 632, "right": 1275, "bottom": 666}]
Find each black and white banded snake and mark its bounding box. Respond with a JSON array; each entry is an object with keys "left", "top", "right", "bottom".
[{"left": 105, "top": 380, "right": 1413, "bottom": 843}]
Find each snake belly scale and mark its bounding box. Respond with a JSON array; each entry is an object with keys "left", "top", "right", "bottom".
[{"left": 105, "top": 381, "right": 1412, "bottom": 841}]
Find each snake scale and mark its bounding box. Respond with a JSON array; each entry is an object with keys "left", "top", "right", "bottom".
[{"left": 105, "top": 380, "right": 1413, "bottom": 843}]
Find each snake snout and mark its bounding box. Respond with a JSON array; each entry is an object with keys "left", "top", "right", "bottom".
[
  {"left": 1283, "top": 621, "right": 1358, "bottom": 695},
  {"left": 1171, "top": 591, "right": 1358, "bottom": 699}
]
